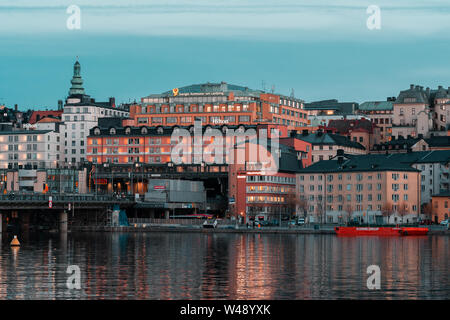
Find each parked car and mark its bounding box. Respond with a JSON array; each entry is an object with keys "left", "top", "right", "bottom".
[
  {"left": 297, "top": 218, "right": 305, "bottom": 225},
  {"left": 440, "top": 220, "right": 449, "bottom": 226}
]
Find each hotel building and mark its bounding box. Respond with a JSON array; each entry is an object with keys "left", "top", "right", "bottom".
[{"left": 126, "top": 82, "right": 308, "bottom": 129}]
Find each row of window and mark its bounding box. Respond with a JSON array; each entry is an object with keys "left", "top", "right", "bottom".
[
  {"left": 299, "top": 173, "right": 409, "bottom": 181},
  {"left": 247, "top": 196, "right": 285, "bottom": 203},
  {"left": 246, "top": 185, "right": 295, "bottom": 193},
  {"left": 307, "top": 204, "right": 418, "bottom": 212},
  {"left": 246, "top": 175, "right": 296, "bottom": 184}
]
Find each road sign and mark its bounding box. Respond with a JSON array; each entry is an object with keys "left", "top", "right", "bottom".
[{"left": 48, "top": 196, "right": 53, "bottom": 208}]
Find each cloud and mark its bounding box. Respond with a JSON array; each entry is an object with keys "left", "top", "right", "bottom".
[{"left": 0, "top": 0, "right": 450, "bottom": 41}]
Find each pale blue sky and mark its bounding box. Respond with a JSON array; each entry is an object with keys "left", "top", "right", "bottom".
[{"left": 1, "top": 0, "right": 449, "bottom": 110}]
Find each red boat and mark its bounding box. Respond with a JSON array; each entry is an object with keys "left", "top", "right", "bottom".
[{"left": 334, "top": 226, "right": 428, "bottom": 236}]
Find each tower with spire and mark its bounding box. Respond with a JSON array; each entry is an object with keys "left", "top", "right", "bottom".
[{"left": 68, "top": 59, "right": 86, "bottom": 97}]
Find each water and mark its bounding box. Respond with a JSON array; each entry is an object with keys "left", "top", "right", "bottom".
[{"left": 0, "top": 232, "right": 448, "bottom": 300}]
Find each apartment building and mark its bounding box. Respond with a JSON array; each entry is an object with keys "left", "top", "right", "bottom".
[
  {"left": 327, "top": 118, "right": 381, "bottom": 151},
  {"left": 431, "top": 191, "right": 450, "bottom": 223},
  {"left": 357, "top": 100, "right": 394, "bottom": 142},
  {"left": 433, "top": 86, "right": 450, "bottom": 132},
  {"left": 297, "top": 153, "right": 421, "bottom": 224},
  {"left": 294, "top": 130, "right": 366, "bottom": 163},
  {"left": 392, "top": 85, "right": 433, "bottom": 139},
  {"left": 0, "top": 129, "right": 63, "bottom": 169}
]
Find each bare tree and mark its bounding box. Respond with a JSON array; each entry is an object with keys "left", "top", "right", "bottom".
[
  {"left": 421, "top": 202, "right": 433, "bottom": 222},
  {"left": 296, "top": 197, "right": 309, "bottom": 219},
  {"left": 316, "top": 197, "right": 325, "bottom": 224},
  {"left": 397, "top": 202, "right": 409, "bottom": 224},
  {"left": 344, "top": 204, "right": 353, "bottom": 225},
  {"left": 381, "top": 201, "right": 394, "bottom": 225}
]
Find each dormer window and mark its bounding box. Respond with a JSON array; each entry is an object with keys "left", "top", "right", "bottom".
[
  {"left": 110, "top": 127, "right": 116, "bottom": 135},
  {"left": 125, "top": 127, "right": 131, "bottom": 135},
  {"left": 93, "top": 127, "right": 101, "bottom": 135}
]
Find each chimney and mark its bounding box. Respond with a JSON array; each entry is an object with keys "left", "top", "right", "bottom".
[
  {"left": 58, "top": 100, "right": 63, "bottom": 110},
  {"left": 426, "top": 87, "right": 430, "bottom": 95},
  {"left": 410, "top": 84, "right": 414, "bottom": 90},
  {"left": 109, "top": 97, "right": 116, "bottom": 108},
  {"left": 338, "top": 156, "right": 344, "bottom": 164},
  {"left": 438, "top": 85, "right": 443, "bottom": 90},
  {"left": 302, "top": 129, "right": 309, "bottom": 136},
  {"left": 337, "top": 149, "right": 344, "bottom": 156},
  {"left": 14, "top": 104, "right": 18, "bottom": 112}
]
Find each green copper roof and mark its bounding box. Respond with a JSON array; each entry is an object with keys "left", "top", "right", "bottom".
[
  {"left": 358, "top": 101, "right": 393, "bottom": 111},
  {"left": 68, "top": 60, "right": 85, "bottom": 96}
]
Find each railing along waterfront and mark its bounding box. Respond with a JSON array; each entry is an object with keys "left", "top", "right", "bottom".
[{"left": 0, "top": 193, "right": 135, "bottom": 203}]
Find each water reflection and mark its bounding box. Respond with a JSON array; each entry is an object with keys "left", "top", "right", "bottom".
[{"left": 0, "top": 232, "right": 448, "bottom": 299}]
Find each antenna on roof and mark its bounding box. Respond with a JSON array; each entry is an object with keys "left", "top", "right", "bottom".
[
  {"left": 271, "top": 85, "right": 275, "bottom": 94},
  {"left": 261, "top": 80, "right": 266, "bottom": 92},
  {"left": 290, "top": 88, "right": 295, "bottom": 98}
]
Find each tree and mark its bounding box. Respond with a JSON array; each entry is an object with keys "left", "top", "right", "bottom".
[
  {"left": 381, "top": 201, "right": 394, "bottom": 225},
  {"left": 316, "top": 197, "right": 326, "bottom": 224},
  {"left": 296, "top": 197, "right": 309, "bottom": 219},
  {"left": 344, "top": 204, "right": 353, "bottom": 225},
  {"left": 421, "top": 202, "right": 433, "bottom": 221},
  {"left": 397, "top": 202, "right": 409, "bottom": 224}
]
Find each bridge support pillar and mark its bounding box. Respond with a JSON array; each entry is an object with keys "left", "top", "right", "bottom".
[
  {"left": 59, "top": 211, "right": 68, "bottom": 233},
  {"left": 22, "top": 212, "right": 30, "bottom": 232}
]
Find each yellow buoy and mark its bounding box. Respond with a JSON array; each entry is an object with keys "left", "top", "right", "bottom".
[{"left": 10, "top": 235, "right": 20, "bottom": 247}]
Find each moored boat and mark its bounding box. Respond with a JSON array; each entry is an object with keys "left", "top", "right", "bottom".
[{"left": 335, "top": 226, "right": 428, "bottom": 236}]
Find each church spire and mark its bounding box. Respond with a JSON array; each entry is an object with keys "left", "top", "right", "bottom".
[{"left": 68, "top": 58, "right": 85, "bottom": 96}]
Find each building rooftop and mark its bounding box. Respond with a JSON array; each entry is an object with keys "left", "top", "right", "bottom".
[
  {"left": 300, "top": 154, "right": 420, "bottom": 173},
  {"left": 358, "top": 101, "right": 393, "bottom": 111},
  {"left": 327, "top": 118, "right": 377, "bottom": 134},
  {"left": 304, "top": 99, "right": 358, "bottom": 114},
  {"left": 395, "top": 84, "right": 430, "bottom": 104},
  {"left": 295, "top": 132, "right": 365, "bottom": 150}
]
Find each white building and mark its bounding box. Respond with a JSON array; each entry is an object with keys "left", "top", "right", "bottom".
[
  {"left": 0, "top": 129, "right": 63, "bottom": 169},
  {"left": 62, "top": 60, "right": 129, "bottom": 165}
]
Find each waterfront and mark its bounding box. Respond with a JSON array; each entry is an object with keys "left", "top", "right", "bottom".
[{"left": 0, "top": 232, "right": 448, "bottom": 300}]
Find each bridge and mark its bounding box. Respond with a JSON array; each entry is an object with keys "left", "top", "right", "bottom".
[
  {"left": 0, "top": 193, "right": 135, "bottom": 210},
  {"left": 0, "top": 193, "right": 135, "bottom": 234}
]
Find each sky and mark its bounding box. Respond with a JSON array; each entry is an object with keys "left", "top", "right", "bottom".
[{"left": 1, "top": 0, "right": 450, "bottom": 110}]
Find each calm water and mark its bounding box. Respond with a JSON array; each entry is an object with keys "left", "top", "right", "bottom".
[{"left": 0, "top": 232, "right": 448, "bottom": 300}]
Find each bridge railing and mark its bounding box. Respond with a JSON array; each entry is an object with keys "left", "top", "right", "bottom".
[{"left": 0, "top": 192, "right": 135, "bottom": 203}]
